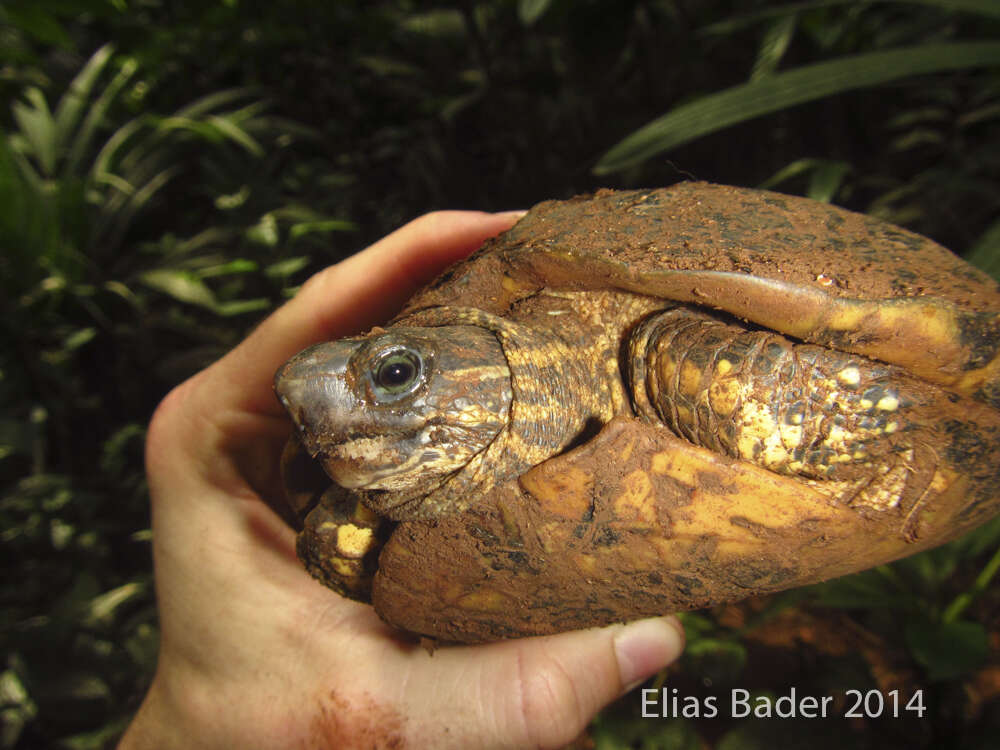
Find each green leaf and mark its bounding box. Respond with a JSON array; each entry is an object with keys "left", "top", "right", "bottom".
[
  {"left": 3, "top": 4, "right": 73, "bottom": 48},
  {"left": 905, "top": 618, "right": 988, "bottom": 680},
  {"left": 595, "top": 42, "right": 1000, "bottom": 174},
  {"left": 196, "top": 259, "right": 259, "bottom": 278},
  {"left": 139, "top": 269, "right": 218, "bottom": 309},
  {"left": 214, "top": 298, "right": 272, "bottom": 316},
  {"left": 64, "top": 55, "right": 138, "bottom": 177},
  {"left": 759, "top": 158, "right": 851, "bottom": 201},
  {"left": 86, "top": 582, "right": 146, "bottom": 627},
  {"left": 683, "top": 639, "right": 747, "bottom": 686},
  {"left": 265, "top": 257, "right": 310, "bottom": 279},
  {"left": 519, "top": 0, "right": 553, "bottom": 25},
  {"left": 64, "top": 327, "right": 96, "bottom": 351},
  {"left": 807, "top": 568, "right": 910, "bottom": 609},
  {"left": 288, "top": 219, "right": 358, "bottom": 240},
  {"left": 12, "top": 88, "right": 57, "bottom": 176},
  {"left": 701, "top": 0, "right": 1000, "bottom": 36},
  {"left": 965, "top": 218, "right": 1000, "bottom": 280},
  {"left": 246, "top": 213, "right": 280, "bottom": 246},
  {"left": 751, "top": 14, "right": 797, "bottom": 81},
  {"left": 204, "top": 114, "right": 265, "bottom": 156}
]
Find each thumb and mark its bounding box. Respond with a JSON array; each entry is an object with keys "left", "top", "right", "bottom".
[{"left": 413, "top": 616, "right": 685, "bottom": 749}]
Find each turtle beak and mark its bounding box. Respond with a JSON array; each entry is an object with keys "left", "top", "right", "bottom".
[{"left": 274, "top": 342, "right": 359, "bottom": 455}]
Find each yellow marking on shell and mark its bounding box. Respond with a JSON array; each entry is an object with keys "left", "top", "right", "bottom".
[
  {"left": 336, "top": 524, "right": 375, "bottom": 558},
  {"left": 715, "top": 358, "right": 733, "bottom": 376},
  {"left": 930, "top": 470, "right": 950, "bottom": 493},
  {"left": 574, "top": 554, "right": 598, "bottom": 575},
  {"left": 787, "top": 410, "right": 803, "bottom": 425},
  {"left": 884, "top": 421, "right": 899, "bottom": 434},
  {"left": 612, "top": 470, "right": 658, "bottom": 525},
  {"left": 501, "top": 274, "right": 530, "bottom": 295},
  {"left": 877, "top": 395, "right": 899, "bottom": 412},
  {"left": 456, "top": 589, "right": 511, "bottom": 611},
  {"left": 837, "top": 366, "right": 861, "bottom": 386},
  {"left": 519, "top": 463, "right": 593, "bottom": 520}
]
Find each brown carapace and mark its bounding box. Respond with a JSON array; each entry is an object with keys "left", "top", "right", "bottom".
[{"left": 275, "top": 183, "right": 1000, "bottom": 643}]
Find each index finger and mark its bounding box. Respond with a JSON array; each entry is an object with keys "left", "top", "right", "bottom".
[{"left": 209, "top": 210, "right": 525, "bottom": 416}]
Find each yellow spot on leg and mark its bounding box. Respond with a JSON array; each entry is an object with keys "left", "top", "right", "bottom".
[
  {"left": 877, "top": 395, "right": 899, "bottom": 412},
  {"left": 335, "top": 524, "right": 375, "bottom": 558},
  {"left": 837, "top": 366, "right": 861, "bottom": 386}
]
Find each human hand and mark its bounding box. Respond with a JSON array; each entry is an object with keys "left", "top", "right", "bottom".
[{"left": 121, "top": 210, "right": 685, "bottom": 750}]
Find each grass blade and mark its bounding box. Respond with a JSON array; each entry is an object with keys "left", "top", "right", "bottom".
[
  {"left": 53, "top": 44, "right": 116, "bottom": 160},
  {"left": 595, "top": 41, "right": 1000, "bottom": 174},
  {"left": 11, "top": 88, "right": 57, "bottom": 176},
  {"left": 64, "top": 57, "right": 138, "bottom": 176}
]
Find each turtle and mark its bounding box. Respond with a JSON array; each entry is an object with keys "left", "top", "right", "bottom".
[{"left": 274, "top": 182, "right": 1000, "bottom": 643}]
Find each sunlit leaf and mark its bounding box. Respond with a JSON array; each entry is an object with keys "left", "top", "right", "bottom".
[
  {"left": 139, "top": 269, "right": 218, "bottom": 309},
  {"left": 63, "top": 327, "right": 96, "bottom": 350},
  {"left": 595, "top": 42, "right": 1000, "bottom": 174},
  {"left": 205, "top": 114, "right": 265, "bottom": 156},
  {"left": 12, "top": 88, "right": 57, "bottom": 176},
  {"left": 54, "top": 43, "right": 115, "bottom": 171},
  {"left": 86, "top": 582, "right": 146, "bottom": 627},
  {"left": 196, "top": 259, "right": 258, "bottom": 278},
  {"left": 519, "top": 0, "right": 553, "bottom": 25},
  {"left": 214, "top": 298, "right": 271, "bottom": 316},
  {"left": 356, "top": 56, "right": 422, "bottom": 77},
  {"left": 64, "top": 55, "right": 138, "bottom": 176},
  {"left": 288, "top": 219, "right": 358, "bottom": 239},
  {"left": 246, "top": 213, "right": 279, "bottom": 246},
  {"left": 751, "top": 14, "right": 797, "bottom": 80},
  {"left": 401, "top": 9, "right": 466, "bottom": 38},
  {"left": 265, "top": 257, "right": 310, "bottom": 279}
]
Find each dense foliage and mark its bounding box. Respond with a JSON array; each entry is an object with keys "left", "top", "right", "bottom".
[{"left": 1, "top": 1, "right": 998, "bottom": 748}]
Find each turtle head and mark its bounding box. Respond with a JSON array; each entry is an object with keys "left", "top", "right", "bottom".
[{"left": 275, "top": 325, "right": 512, "bottom": 504}]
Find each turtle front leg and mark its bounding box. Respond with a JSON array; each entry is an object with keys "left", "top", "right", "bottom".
[
  {"left": 297, "top": 486, "right": 389, "bottom": 602},
  {"left": 280, "top": 436, "right": 389, "bottom": 602}
]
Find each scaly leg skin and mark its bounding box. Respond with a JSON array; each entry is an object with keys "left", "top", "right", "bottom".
[
  {"left": 281, "top": 436, "right": 388, "bottom": 602},
  {"left": 297, "top": 485, "right": 388, "bottom": 603},
  {"left": 629, "top": 307, "right": 951, "bottom": 539}
]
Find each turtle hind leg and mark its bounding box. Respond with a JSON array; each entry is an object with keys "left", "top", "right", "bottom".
[
  {"left": 807, "top": 442, "right": 939, "bottom": 541},
  {"left": 628, "top": 307, "right": 938, "bottom": 515}
]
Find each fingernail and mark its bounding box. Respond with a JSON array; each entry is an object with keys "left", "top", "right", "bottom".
[
  {"left": 614, "top": 617, "right": 685, "bottom": 692},
  {"left": 493, "top": 209, "right": 528, "bottom": 220}
]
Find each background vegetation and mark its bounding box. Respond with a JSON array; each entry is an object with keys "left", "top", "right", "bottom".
[{"left": 1, "top": 1, "right": 998, "bottom": 748}]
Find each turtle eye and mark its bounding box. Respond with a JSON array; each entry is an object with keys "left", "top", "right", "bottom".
[{"left": 370, "top": 348, "right": 424, "bottom": 400}]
